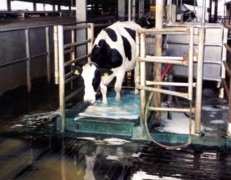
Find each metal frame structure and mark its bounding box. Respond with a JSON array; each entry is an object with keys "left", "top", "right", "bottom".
[
  {"left": 54, "top": 23, "right": 94, "bottom": 132},
  {"left": 0, "top": 25, "right": 52, "bottom": 93},
  {"left": 136, "top": 27, "right": 196, "bottom": 130}
]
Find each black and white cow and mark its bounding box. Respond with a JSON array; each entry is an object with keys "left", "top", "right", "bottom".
[{"left": 73, "top": 20, "right": 152, "bottom": 104}]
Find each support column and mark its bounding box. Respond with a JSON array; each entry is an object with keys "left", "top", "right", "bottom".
[
  {"left": 7, "top": 0, "right": 11, "bottom": 11},
  {"left": 76, "top": 0, "right": 87, "bottom": 59},
  {"left": 118, "top": 0, "right": 125, "bottom": 21},
  {"left": 138, "top": 0, "right": 144, "bottom": 18},
  {"left": 154, "top": 0, "right": 163, "bottom": 125}
]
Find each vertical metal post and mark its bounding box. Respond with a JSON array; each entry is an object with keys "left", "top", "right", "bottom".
[
  {"left": 45, "top": 26, "right": 51, "bottom": 84},
  {"left": 154, "top": 0, "right": 163, "bottom": 124},
  {"left": 128, "top": 0, "right": 131, "bottom": 21},
  {"left": 87, "top": 23, "right": 94, "bottom": 62},
  {"left": 54, "top": 25, "right": 59, "bottom": 84},
  {"left": 228, "top": 72, "right": 231, "bottom": 136},
  {"left": 138, "top": 0, "right": 144, "bottom": 18},
  {"left": 169, "top": 0, "right": 172, "bottom": 23},
  {"left": 25, "top": 29, "right": 31, "bottom": 93},
  {"left": 140, "top": 32, "right": 146, "bottom": 120},
  {"left": 188, "top": 27, "right": 194, "bottom": 101},
  {"left": 7, "top": 0, "right": 11, "bottom": 11},
  {"left": 58, "top": 25, "right": 65, "bottom": 133},
  {"left": 70, "top": 29, "right": 75, "bottom": 90},
  {"left": 195, "top": 27, "right": 205, "bottom": 134},
  {"left": 132, "top": 0, "right": 136, "bottom": 21}
]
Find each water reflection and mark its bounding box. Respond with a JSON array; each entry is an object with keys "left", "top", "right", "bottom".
[{"left": 0, "top": 133, "right": 231, "bottom": 179}]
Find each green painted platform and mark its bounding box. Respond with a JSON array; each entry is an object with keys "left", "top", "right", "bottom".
[{"left": 57, "top": 88, "right": 231, "bottom": 149}]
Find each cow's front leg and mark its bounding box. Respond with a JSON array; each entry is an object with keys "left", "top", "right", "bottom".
[
  {"left": 100, "top": 84, "right": 108, "bottom": 104},
  {"left": 115, "top": 72, "right": 125, "bottom": 101}
]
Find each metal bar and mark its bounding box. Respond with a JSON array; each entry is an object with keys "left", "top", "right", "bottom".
[
  {"left": 137, "top": 27, "right": 190, "bottom": 34},
  {"left": 146, "top": 81, "right": 196, "bottom": 87},
  {"left": 188, "top": 27, "right": 194, "bottom": 101},
  {"left": 87, "top": 23, "right": 94, "bottom": 62},
  {"left": 0, "top": 57, "right": 28, "bottom": 68},
  {"left": 53, "top": 25, "right": 59, "bottom": 85},
  {"left": 224, "top": 43, "right": 231, "bottom": 54},
  {"left": 58, "top": 25, "right": 65, "bottom": 133},
  {"left": 222, "top": 79, "right": 229, "bottom": 98},
  {"left": 30, "top": 52, "right": 48, "bottom": 59},
  {"left": 25, "top": 29, "right": 31, "bottom": 93},
  {"left": 139, "top": 57, "right": 188, "bottom": 66},
  {"left": 70, "top": 29, "right": 75, "bottom": 90},
  {"left": 140, "top": 32, "right": 146, "bottom": 120},
  {"left": 63, "top": 24, "right": 90, "bottom": 31},
  {"left": 65, "top": 87, "right": 84, "bottom": 102},
  {"left": 169, "top": 0, "right": 172, "bottom": 23},
  {"left": 228, "top": 75, "right": 231, "bottom": 134},
  {"left": 224, "top": 61, "right": 231, "bottom": 76},
  {"left": 137, "top": 84, "right": 189, "bottom": 99},
  {"left": 64, "top": 54, "right": 90, "bottom": 66},
  {"left": 128, "top": 0, "right": 131, "bottom": 21},
  {"left": 65, "top": 74, "right": 79, "bottom": 84},
  {"left": 64, "top": 48, "right": 74, "bottom": 55},
  {"left": 148, "top": 107, "right": 195, "bottom": 113},
  {"left": 64, "top": 39, "right": 91, "bottom": 49},
  {"left": 46, "top": 26, "right": 51, "bottom": 83},
  {"left": 168, "top": 41, "right": 222, "bottom": 47},
  {"left": 195, "top": 27, "right": 205, "bottom": 134}
]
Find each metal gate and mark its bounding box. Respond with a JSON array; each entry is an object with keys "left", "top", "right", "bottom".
[
  {"left": 135, "top": 27, "right": 202, "bottom": 134},
  {"left": 54, "top": 23, "right": 94, "bottom": 132}
]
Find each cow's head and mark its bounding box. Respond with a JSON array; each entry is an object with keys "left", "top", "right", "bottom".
[{"left": 73, "top": 63, "right": 113, "bottom": 104}]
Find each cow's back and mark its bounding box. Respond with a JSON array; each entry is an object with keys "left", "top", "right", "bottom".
[{"left": 91, "top": 21, "right": 141, "bottom": 70}]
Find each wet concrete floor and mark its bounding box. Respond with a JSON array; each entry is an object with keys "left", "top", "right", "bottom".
[{"left": 0, "top": 77, "right": 231, "bottom": 180}]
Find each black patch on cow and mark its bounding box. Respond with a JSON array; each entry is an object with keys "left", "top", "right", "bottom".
[
  {"left": 124, "top": 27, "right": 136, "bottom": 41},
  {"left": 105, "top": 28, "right": 117, "bottom": 42},
  {"left": 92, "top": 68, "right": 101, "bottom": 92},
  {"left": 91, "top": 40, "right": 123, "bottom": 69},
  {"left": 122, "top": 36, "right": 132, "bottom": 61}
]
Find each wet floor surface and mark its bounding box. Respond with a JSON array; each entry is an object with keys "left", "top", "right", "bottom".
[{"left": 0, "top": 77, "right": 231, "bottom": 179}]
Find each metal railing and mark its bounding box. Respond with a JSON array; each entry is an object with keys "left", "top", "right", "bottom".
[
  {"left": 223, "top": 24, "right": 231, "bottom": 136},
  {"left": 0, "top": 25, "right": 53, "bottom": 93},
  {"left": 54, "top": 23, "right": 94, "bottom": 132},
  {"left": 135, "top": 27, "right": 199, "bottom": 132}
]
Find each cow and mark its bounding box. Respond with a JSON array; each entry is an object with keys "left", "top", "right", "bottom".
[{"left": 73, "top": 19, "right": 153, "bottom": 104}]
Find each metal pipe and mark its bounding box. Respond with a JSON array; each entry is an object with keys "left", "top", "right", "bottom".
[
  {"left": 25, "top": 29, "right": 31, "bottom": 93},
  {"left": 195, "top": 27, "right": 205, "bottom": 134},
  {"left": 58, "top": 25, "right": 65, "bottom": 133},
  {"left": 188, "top": 27, "right": 194, "bottom": 101},
  {"left": 87, "top": 23, "right": 94, "bottom": 62},
  {"left": 132, "top": 0, "right": 136, "bottom": 20},
  {"left": 53, "top": 25, "right": 59, "bottom": 84},
  {"left": 140, "top": 33, "right": 146, "bottom": 121},
  {"left": 45, "top": 27, "right": 51, "bottom": 84},
  {"left": 154, "top": 0, "right": 164, "bottom": 124},
  {"left": 148, "top": 107, "right": 195, "bottom": 113},
  {"left": 169, "top": 0, "right": 172, "bottom": 22},
  {"left": 202, "top": 0, "right": 206, "bottom": 25},
  {"left": 146, "top": 81, "right": 196, "bottom": 87},
  {"left": 128, "top": 0, "right": 131, "bottom": 21},
  {"left": 137, "top": 84, "right": 190, "bottom": 99}
]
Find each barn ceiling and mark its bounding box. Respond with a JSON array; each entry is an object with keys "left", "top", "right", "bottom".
[{"left": 14, "top": 0, "right": 198, "bottom": 7}]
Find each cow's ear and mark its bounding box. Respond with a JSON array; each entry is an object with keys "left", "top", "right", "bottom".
[
  {"left": 98, "top": 68, "right": 113, "bottom": 77},
  {"left": 72, "top": 65, "right": 82, "bottom": 76}
]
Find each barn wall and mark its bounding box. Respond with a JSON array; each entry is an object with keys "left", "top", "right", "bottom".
[{"left": 0, "top": 17, "right": 76, "bottom": 96}]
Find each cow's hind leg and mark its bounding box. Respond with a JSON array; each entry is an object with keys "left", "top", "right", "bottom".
[{"left": 115, "top": 72, "right": 125, "bottom": 101}]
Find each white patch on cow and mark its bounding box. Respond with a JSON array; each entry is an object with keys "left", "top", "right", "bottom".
[{"left": 81, "top": 64, "right": 97, "bottom": 104}]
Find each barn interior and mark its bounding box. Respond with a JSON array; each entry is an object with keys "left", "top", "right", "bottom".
[{"left": 1, "top": 0, "right": 231, "bottom": 179}]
